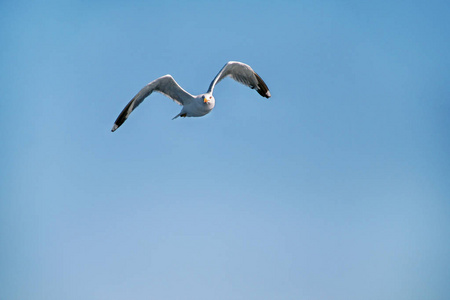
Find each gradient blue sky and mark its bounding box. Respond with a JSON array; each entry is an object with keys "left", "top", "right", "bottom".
[{"left": 1, "top": 0, "right": 449, "bottom": 299}]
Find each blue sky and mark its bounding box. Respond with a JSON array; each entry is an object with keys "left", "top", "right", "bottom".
[{"left": 1, "top": 0, "right": 449, "bottom": 299}]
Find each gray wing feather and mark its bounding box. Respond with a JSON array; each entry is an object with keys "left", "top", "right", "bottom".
[
  {"left": 111, "top": 75, "right": 194, "bottom": 132},
  {"left": 207, "top": 61, "right": 271, "bottom": 98}
]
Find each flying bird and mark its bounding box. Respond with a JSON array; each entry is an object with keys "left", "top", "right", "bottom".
[{"left": 111, "top": 61, "right": 271, "bottom": 132}]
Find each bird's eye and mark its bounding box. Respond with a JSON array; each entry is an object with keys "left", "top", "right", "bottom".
[{"left": 209, "top": 96, "right": 212, "bottom": 99}]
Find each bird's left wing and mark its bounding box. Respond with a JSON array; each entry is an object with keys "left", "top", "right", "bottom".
[
  {"left": 207, "top": 61, "right": 271, "bottom": 98},
  {"left": 111, "top": 75, "right": 194, "bottom": 132}
]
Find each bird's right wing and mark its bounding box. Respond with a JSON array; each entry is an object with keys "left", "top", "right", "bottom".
[
  {"left": 207, "top": 61, "right": 271, "bottom": 98},
  {"left": 111, "top": 75, "right": 194, "bottom": 132}
]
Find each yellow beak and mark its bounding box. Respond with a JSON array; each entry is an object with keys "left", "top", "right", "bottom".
[{"left": 204, "top": 98, "right": 208, "bottom": 103}]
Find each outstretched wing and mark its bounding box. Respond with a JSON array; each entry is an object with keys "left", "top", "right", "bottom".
[
  {"left": 111, "top": 75, "right": 194, "bottom": 132},
  {"left": 207, "top": 61, "right": 271, "bottom": 98}
]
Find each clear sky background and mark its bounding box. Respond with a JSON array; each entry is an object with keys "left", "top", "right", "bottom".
[{"left": 1, "top": 0, "right": 449, "bottom": 299}]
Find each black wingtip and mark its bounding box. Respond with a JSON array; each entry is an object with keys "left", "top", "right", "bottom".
[
  {"left": 254, "top": 72, "right": 271, "bottom": 98},
  {"left": 111, "top": 99, "right": 134, "bottom": 132}
]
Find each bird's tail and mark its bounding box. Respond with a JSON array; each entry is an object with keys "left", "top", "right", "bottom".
[{"left": 172, "top": 113, "right": 181, "bottom": 120}]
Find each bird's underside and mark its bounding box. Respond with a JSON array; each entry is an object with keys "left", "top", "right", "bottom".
[{"left": 111, "top": 61, "right": 271, "bottom": 132}]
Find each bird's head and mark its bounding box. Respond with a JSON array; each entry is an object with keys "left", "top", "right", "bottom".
[{"left": 202, "top": 94, "right": 215, "bottom": 105}]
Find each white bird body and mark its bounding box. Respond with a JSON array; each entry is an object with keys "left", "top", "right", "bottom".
[
  {"left": 111, "top": 61, "right": 270, "bottom": 132},
  {"left": 173, "top": 93, "right": 216, "bottom": 120}
]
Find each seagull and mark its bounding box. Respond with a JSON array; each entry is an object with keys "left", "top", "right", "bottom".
[{"left": 111, "top": 61, "right": 271, "bottom": 132}]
